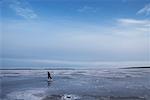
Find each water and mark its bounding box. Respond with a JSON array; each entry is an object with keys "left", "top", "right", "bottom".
[{"left": 0, "top": 68, "right": 150, "bottom": 100}]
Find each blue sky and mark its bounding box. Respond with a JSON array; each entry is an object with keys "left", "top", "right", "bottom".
[{"left": 1, "top": 0, "right": 150, "bottom": 68}]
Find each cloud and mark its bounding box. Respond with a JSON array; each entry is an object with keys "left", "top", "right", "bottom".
[
  {"left": 115, "top": 18, "right": 150, "bottom": 37},
  {"left": 137, "top": 3, "right": 150, "bottom": 16},
  {"left": 9, "top": 0, "right": 37, "bottom": 19},
  {"left": 117, "top": 18, "right": 150, "bottom": 25},
  {"left": 77, "top": 6, "right": 97, "bottom": 13}
]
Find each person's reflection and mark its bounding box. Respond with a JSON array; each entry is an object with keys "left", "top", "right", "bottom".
[{"left": 47, "top": 81, "right": 51, "bottom": 86}]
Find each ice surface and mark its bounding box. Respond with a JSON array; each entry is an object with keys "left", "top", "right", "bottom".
[
  {"left": 1, "top": 68, "right": 150, "bottom": 100},
  {"left": 7, "top": 88, "right": 46, "bottom": 100}
]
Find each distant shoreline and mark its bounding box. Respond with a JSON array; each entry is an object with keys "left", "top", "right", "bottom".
[
  {"left": 0, "top": 68, "right": 76, "bottom": 70},
  {"left": 121, "top": 66, "right": 150, "bottom": 69}
]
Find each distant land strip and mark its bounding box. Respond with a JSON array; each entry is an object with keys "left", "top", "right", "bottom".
[{"left": 122, "top": 66, "right": 150, "bottom": 69}]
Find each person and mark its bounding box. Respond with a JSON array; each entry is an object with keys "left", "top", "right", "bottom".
[{"left": 48, "top": 71, "right": 52, "bottom": 79}]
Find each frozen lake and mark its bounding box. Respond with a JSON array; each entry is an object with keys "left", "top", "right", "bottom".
[{"left": 0, "top": 68, "right": 150, "bottom": 100}]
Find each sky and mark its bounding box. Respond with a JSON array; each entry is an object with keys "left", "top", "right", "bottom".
[{"left": 1, "top": 0, "right": 150, "bottom": 68}]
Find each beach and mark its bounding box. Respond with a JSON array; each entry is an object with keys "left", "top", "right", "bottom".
[{"left": 0, "top": 68, "right": 150, "bottom": 100}]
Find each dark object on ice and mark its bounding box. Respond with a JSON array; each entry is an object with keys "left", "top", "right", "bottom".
[
  {"left": 48, "top": 71, "right": 52, "bottom": 79},
  {"left": 67, "top": 96, "right": 71, "bottom": 98}
]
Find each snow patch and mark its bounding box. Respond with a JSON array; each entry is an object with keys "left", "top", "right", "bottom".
[{"left": 7, "top": 88, "right": 46, "bottom": 100}]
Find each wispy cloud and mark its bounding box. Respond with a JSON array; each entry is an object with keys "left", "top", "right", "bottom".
[
  {"left": 77, "top": 6, "right": 97, "bottom": 13},
  {"left": 116, "top": 18, "right": 150, "bottom": 37},
  {"left": 137, "top": 3, "right": 150, "bottom": 16},
  {"left": 9, "top": 0, "right": 37, "bottom": 19},
  {"left": 117, "top": 18, "right": 150, "bottom": 26}
]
